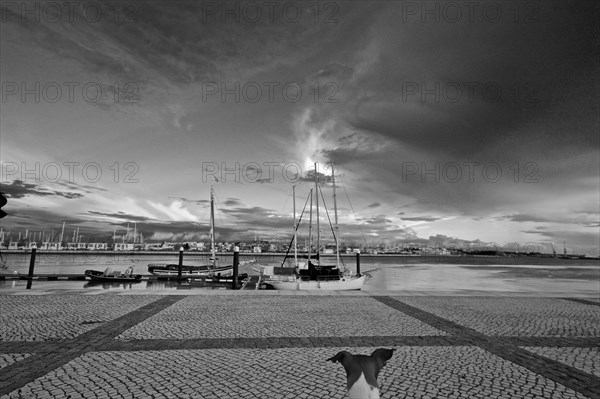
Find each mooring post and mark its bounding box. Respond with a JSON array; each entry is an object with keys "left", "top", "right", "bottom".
[
  {"left": 356, "top": 251, "right": 361, "bottom": 276},
  {"left": 177, "top": 246, "right": 184, "bottom": 282},
  {"left": 232, "top": 245, "right": 239, "bottom": 289},
  {"left": 26, "top": 246, "right": 36, "bottom": 289}
]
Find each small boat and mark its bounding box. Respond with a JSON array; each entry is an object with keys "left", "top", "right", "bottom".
[
  {"left": 85, "top": 266, "right": 142, "bottom": 282},
  {"left": 147, "top": 263, "right": 233, "bottom": 276},
  {"left": 260, "top": 261, "right": 376, "bottom": 290}
]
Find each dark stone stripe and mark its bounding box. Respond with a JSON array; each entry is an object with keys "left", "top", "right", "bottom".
[
  {"left": 480, "top": 343, "right": 600, "bottom": 399},
  {"left": 0, "top": 296, "right": 185, "bottom": 396},
  {"left": 562, "top": 298, "right": 600, "bottom": 307},
  {"left": 373, "top": 296, "right": 600, "bottom": 399},
  {"left": 500, "top": 336, "right": 600, "bottom": 348},
  {"left": 4, "top": 335, "right": 595, "bottom": 355},
  {"left": 372, "top": 296, "right": 489, "bottom": 341},
  {"left": 99, "top": 335, "right": 465, "bottom": 352}
]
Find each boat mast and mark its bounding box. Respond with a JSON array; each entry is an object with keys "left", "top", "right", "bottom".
[
  {"left": 59, "top": 221, "right": 65, "bottom": 244},
  {"left": 293, "top": 185, "right": 297, "bottom": 267},
  {"left": 308, "top": 188, "right": 313, "bottom": 262},
  {"left": 315, "top": 162, "right": 320, "bottom": 262},
  {"left": 331, "top": 163, "right": 340, "bottom": 268},
  {"left": 210, "top": 185, "right": 216, "bottom": 266}
]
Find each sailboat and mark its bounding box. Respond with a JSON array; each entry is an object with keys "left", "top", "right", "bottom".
[
  {"left": 261, "top": 163, "right": 378, "bottom": 290},
  {"left": 147, "top": 186, "right": 234, "bottom": 276}
]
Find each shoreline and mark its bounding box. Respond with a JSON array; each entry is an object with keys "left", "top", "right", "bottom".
[{"left": 1, "top": 249, "right": 597, "bottom": 258}]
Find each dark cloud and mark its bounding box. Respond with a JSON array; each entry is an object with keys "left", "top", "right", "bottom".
[
  {"left": 342, "top": 2, "right": 599, "bottom": 158},
  {"left": 223, "top": 198, "right": 242, "bottom": 207},
  {"left": 1, "top": 180, "right": 84, "bottom": 199},
  {"left": 86, "top": 211, "right": 151, "bottom": 223},
  {"left": 499, "top": 214, "right": 550, "bottom": 223},
  {"left": 297, "top": 169, "right": 335, "bottom": 184},
  {"left": 169, "top": 196, "right": 209, "bottom": 205},
  {"left": 401, "top": 216, "right": 441, "bottom": 222},
  {"left": 359, "top": 215, "right": 394, "bottom": 226}
]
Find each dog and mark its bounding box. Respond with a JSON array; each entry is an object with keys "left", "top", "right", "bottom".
[{"left": 327, "top": 348, "right": 395, "bottom": 399}]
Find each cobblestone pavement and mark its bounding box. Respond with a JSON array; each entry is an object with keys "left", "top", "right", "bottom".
[{"left": 0, "top": 294, "right": 598, "bottom": 398}]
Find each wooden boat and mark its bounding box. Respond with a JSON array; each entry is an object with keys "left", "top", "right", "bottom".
[
  {"left": 85, "top": 266, "right": 142, "bottom": 282},
  {"left": 147, "top": 263, "right": 233, "bottom": 276},
  {"left": 147, "top": 186, "right": 234, "bottom": 276},
  {"left": 261, "top": 163, "right": 378, "bottom": 291}
]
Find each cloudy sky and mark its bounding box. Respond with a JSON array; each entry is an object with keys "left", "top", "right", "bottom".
[{"left": 1, "top": 1, "right": 598, "bottom": 255}]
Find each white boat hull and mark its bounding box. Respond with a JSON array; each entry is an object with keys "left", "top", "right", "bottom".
[{"left": 266, "top": 275, "right": 368, "bottom": 291}]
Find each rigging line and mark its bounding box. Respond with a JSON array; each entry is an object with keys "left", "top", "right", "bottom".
[
  {"left": 211, "top": 190, "right": 236, "bottom": 229},
  {"left": 281, "top": 190, "right": 312, "bottom": 267},
  {"left": 281, "top": 181, "right": 310, "bottom": 213},
  {"left": 317, "top": 184, "right": 345, "bottom": 269},
  {"left": 341, "top": 180, "right": 368, "bottom": 247},
  {"left": 280, "top": 187, "right": 292, "bottom": 214}
]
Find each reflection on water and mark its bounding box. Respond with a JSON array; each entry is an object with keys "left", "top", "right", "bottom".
[
  {"left": 83, "top": 281, "right": 143, "bottom": 290},
  {"left": 81, "top": 279, "right": 245, "bottom": 291},
  {"left": 145, "top": 280, "right": 232, "bottom": 290},
  {"left": 363, "top": 264, "right": 600, "bottom": 295}
]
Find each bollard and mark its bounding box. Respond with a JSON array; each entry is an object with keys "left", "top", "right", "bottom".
[
  {"left": 26, "top": 247, "right": 36, "bottom": 289},
  {"left": 177, "top": 246, "right": 184, "bottom": 282},
  {"left": 356, "top": 251, "right": 361, "bottom": 276},
  {"left": 232, "top": 245, "right": 239, "bottom": 290}
]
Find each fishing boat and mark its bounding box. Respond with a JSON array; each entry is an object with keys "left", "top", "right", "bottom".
[
  {"left": 260, "top": 163, "right": 378, "bottom": 291},
  {"left": 147, "top": 186, "right": 234, "bottom": 276},
  {"left": 85, "top": 265, "right": 142, "bottom": 282},
  {"left": 147, "top": 263, "right": 233, "bottom": 276}
]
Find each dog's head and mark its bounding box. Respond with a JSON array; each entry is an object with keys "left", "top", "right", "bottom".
[{"left": 327, "top": 348, "right": 395, "bottom": 390}]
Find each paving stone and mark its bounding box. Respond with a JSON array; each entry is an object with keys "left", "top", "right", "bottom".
[
  {"left": 0, "top": 294, "right": 598, "bottom": 398},
  {"left": 0, "top": 354, "right": 31, "bottom": 370},
  {"left": 0, "top": 295, "right": 161, "bottom": 341},
  {"left": 395, "top": 297, "right": 599, "bottom": 337},
  {"left": 116, "top": 296, "right": 445, "bottom": 340},
  {"left": 1, "top": 347, "right": 592, "bottom": 399},
  {"left": 521, "top": 347, "right": 600, "bottom": 378}
]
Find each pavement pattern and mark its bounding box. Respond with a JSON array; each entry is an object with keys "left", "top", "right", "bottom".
[{"left": 0, "top": 293, "right": 598, "bottom": 399}]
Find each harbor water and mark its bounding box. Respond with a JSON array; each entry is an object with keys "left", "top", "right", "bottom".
[{"left": 0, "top": 252, "right": 598, "bottom": 295}]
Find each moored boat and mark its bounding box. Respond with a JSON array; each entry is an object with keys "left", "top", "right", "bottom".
[
  {"left": 147, "top": 185, "right": 234, "bottom": 276},
  {"left": 147, "top": 263, "right": 233, "bottom": 276},
  {"left": 260, "top": 163, "right": 378, "bottom": 291},
  {"left": 85, "top": 266, "right": 142, "bottom": 282}
]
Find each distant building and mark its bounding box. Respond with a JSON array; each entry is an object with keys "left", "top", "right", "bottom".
[
  {"left": 48, "top": 243, "right": 62, "bottom": 251},
  {"left": 113, "top": 243, "right": 134, "bottom": 251},
  {"left": 88, "top": 243, "right": 108, "bottom": 250}
]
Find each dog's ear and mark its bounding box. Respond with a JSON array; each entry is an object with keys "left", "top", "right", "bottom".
[
  {"left": 371, "top": 348, "right": 395, "bottom": 370},
  {"left": 327, "top": 351, "right": 351, "bottom": 363}
]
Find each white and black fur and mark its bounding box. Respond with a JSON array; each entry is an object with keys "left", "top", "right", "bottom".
[{"left": 327, "top": 348, "right": 395, "bottom": 399}]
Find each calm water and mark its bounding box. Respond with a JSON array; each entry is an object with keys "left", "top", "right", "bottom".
[{"left": 1, "top": 252, "right": 598, "bottom": 295}]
